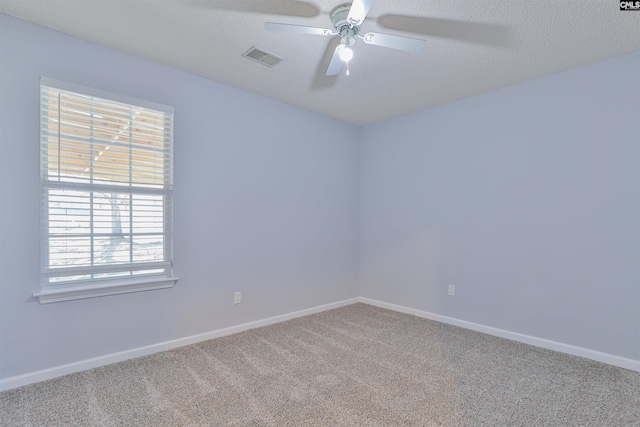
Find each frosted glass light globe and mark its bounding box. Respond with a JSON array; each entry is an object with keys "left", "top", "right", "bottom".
[{"left": 338, "top": 45, "right": 353, "bottom": 62}]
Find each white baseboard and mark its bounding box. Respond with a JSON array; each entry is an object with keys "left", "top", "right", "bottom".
[
  {"left": 0, "top": 297, "right": 359, "bottom": 392},
  {"left": 3, "top": 296, "right": 638, "bottom": 391},
  {"left": 358, "top": 297, "right": 640, "bottom": 373}
]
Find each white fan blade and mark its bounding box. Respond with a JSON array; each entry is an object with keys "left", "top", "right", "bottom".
[
  {"left": 265, "top": 22, "right": 334, "bottom": 36},
  {"left": 325, "top": 45, "right": 344, "bottom": 76},
  {"left": 347, "top": 0, "right": 374, "bottom": 26},
  {"left": 377, "top": 15, "right": 513, "bottom": 47},
  {"left": 362, "top": 32, "right": 426, "bottom": 52},
  {"left": 195, "top": 1, "right": 319, "bottom": 18}
]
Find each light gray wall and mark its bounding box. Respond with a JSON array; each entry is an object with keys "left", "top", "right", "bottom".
[
  {"left": 360, "top": 50, "right": 640, "bottom": 360},
  {"left": 0, "top": 14, "right": 360, "bottom": 379},
  {"left": 1, "top": 13, "right": 638, "bottom": 382}
]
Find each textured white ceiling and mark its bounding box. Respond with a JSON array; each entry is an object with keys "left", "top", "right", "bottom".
[{"left": 1, "top": 0, "right": 639, "bottom": 126}]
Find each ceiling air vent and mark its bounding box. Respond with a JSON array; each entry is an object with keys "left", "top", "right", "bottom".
[{"left": 242, "top": 47, "right": 283, "bottom": 67}]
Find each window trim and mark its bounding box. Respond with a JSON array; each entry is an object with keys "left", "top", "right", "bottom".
[
  {"left": 33, "top": 276, "right": 178, "bottom": 304},
  {"left": 39, "top": 77, "right": 174, "bottom": 114},
  {"left": 35, "top": 77, "right": 178, "bottom": 304}
]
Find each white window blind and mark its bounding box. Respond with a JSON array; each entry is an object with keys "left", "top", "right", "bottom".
[{"left": 40, "top": 78, "right": 174, "bottom": 292}]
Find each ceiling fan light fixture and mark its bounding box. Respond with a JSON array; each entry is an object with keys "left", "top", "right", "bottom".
[
  {"left": 338, "top": 45, "right": 353, "bottom": 62},
  {"left": 264, "top": 0, "right": 428, "bottom": 77}
]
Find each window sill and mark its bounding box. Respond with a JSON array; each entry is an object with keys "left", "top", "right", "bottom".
[{"left": 33, "top": 277, "right": 178, "bottom": 304}]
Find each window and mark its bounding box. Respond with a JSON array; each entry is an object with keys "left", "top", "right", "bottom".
[{"left": 35, "top": 77, "right": 177, "bottom": 303}]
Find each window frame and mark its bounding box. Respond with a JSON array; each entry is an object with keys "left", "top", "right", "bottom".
[{"left": 34, "top": 77, "right": 178, "bottom": 304}]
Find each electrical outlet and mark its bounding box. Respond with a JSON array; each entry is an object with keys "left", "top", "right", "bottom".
[
  {"left": 234, "top": 291, "right": 241, "bottom": 304},
  {"left": 448, "top": 285, "right": 455, "bottom": 296}
]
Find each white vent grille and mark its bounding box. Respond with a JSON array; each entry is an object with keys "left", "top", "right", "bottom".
[{"left": 242, "top": 47, "right": 283, "bottom": 67}]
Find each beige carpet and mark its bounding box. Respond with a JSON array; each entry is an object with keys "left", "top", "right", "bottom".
[{"left": 1, "top": 303, "right": 639, "bottom": 426}]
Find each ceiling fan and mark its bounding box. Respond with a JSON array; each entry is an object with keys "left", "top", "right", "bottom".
[{"left": 265, "top": 0, "right": 427, "bottom": 76}]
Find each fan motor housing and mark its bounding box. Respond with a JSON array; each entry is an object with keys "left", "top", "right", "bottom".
[{"left": 330, "top": 3, "right": 360, "bottom": 35}]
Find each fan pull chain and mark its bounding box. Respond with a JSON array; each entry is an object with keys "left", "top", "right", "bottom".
[{"left": 346, "top": 62, "right": 350, "bottom": 76}]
